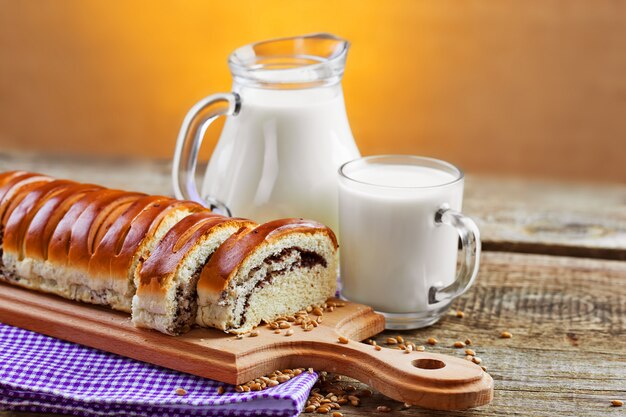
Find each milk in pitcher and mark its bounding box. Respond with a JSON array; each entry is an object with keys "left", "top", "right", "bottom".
[
  {"left": 173, "top": 34, "right": 360, "bottom": 232},
  {"left": 202, "top": 86, "right": 358, "bottom": 231}
]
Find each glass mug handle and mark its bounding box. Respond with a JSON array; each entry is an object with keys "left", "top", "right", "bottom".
[
  {"left": 428, "top": 206, "right": 482, "bottom": 304},
  {"left": 172, "top": 92, "right": 241, "bottom": 216}
]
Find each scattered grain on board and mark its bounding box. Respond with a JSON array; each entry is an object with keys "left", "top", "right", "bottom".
[
  {"left": 264, "top": 299, "right": 340, "bottom": 337},
  {"left": 361, "top": 389, "right": 373, "bottom": 397},
  {"left": 234, "top": 368, "right": 307, "bottom": 393}
]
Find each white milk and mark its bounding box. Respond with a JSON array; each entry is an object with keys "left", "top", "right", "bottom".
[
  {"left": 202, "top": 85, "right": 360, "bottom": 231},
  {"left": 338, "top": 161, "right": 463, "bottom": 314}
]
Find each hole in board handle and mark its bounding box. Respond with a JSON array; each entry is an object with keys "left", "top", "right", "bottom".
[{"left": 412, "top": 358, "right": 446, "bottom": 370}]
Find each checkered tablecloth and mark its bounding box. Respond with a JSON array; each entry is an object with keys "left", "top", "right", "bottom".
[{"left": 0, "top": 323, "right": 317, "bottom": 417}]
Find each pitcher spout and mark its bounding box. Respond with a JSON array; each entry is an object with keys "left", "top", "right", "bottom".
[{"left": 228, "top": 33, "right": 350, "bottom": 89}]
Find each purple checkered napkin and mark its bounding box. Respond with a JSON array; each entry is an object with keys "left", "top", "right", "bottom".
[{"left": 0, "top": 323, "right": 317, "bottom": 417}]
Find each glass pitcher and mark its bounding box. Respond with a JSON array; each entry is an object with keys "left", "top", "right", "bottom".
[{"left": 172, "top": 33, "right": 360, "bottom": 231}]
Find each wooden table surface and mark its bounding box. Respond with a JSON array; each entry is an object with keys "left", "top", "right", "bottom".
[{"left": 1, "top": 151, "right": 625, "bottom": 416}]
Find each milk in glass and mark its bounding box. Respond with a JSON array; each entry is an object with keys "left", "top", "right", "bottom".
[{"left": 339, "top": 160, "right": 463, "bottom": 314}]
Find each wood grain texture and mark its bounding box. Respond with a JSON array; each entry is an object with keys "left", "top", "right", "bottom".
[
  {"left": 0, "top": 253, "right": 626, "bottom": 417},
  {"left": 1, "top": 152, "right": 624, "bottom": 259},
  {"left": 2, "top": 252, "right": 625, "bottom": 416},
  {"left": 0, "top": 287, "right": 492, "bottom": 410},
  {"left": 1, "top": 154, "right": 625, "bottom": 416},
  {"left": 464, "top": 177, "right": 626, "bottom": 260},
  {"left": 302, "top": 252, "right": 626, "bottom": 416}
]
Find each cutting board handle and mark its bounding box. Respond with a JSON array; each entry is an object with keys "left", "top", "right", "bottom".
[{"left": 259, "top": 337, "right": 493, "bottom": 410}]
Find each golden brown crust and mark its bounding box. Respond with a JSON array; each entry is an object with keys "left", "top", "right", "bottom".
[
  {"left": 23, "top": 184, "right": 104, "bottom": 260},
  {"left": 0, "top": 172, "right": 42, "bottom": 201},
  {"left": 138, "top": 212, "right": 255, "bottom": 290},
  {"left": 0, "top": 171, "right": 209, "bottom": 283},
  {"left": 0, "top": 171, "right": 29, "bottom": 189},
  {"left": 197, "top": 218, "right": 338, "bottom": 294},
  {"left": 2, "top": 179, "right": 77, "bottom": 257},
  {"left": 47, "top": 189, "right": 145, "bottom": 267},
  {"left": 0, "top": 172, "right": 53, "bottom": 226},
  {"left": 89, "top": 197, "right": 204, "bottom": 278}
]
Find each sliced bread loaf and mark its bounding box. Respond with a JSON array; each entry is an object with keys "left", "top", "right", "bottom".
[{"left": 133, "top": 212, "right": 256, "bottom": 335}]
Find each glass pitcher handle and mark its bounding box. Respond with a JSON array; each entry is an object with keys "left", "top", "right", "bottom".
[
  {"left": 172, "top": 92, "right": 241, "bottom": 216},
  {"left": 428, "top": 207, "right": 482, "bottom": 304}
]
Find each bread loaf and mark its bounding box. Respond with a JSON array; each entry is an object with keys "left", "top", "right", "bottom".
[
  {"left": 0, "top": 171, "right": 339, "bottom": 335},
  {"left": 0, "top": 171, "right": 203, "bottom": 311}
]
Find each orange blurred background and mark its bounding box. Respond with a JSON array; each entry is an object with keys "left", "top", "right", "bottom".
[{"left": 0, "top": 0, "right": 625, "bottom": 182}]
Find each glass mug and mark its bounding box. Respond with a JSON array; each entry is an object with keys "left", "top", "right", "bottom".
[
  {"left": 172, "top": 33, "right": 360, "bottom": 232},
  {"left": 338, "top": 155, "right": 481, "bottom": 329}
]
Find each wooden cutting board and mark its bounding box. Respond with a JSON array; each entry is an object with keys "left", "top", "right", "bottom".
[{"left": 0, "top": 282, "right": 493, "bottom": 410}]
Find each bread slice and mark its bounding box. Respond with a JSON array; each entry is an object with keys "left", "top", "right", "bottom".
[
  {"left": 196, "top": 218, "right": 338, "bottom": 334},
  {"left": 0, "top": 174, "right": 203, "bottom": 312},
  {"left": 132, "top": 212, "right": 256, "bottom": 335}
]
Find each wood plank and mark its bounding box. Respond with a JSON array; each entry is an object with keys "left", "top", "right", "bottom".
[
  {"left": 0, "top": 287, "right": 492, "bottom": 410},
  {"left": 306, "top": 252, "right": 626, "bottom": 416},
  {"left": 2, "top": 152, "right": 624, "bottom": 260},
  {"left": 464, "top": 177, "right": 626, "bottom": 260},
  {"left": 0, "top": 152, "right": 172, "bottom": 196},
  {"left": 2, "top": 252, "right": 625, "bottom": 415}
]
